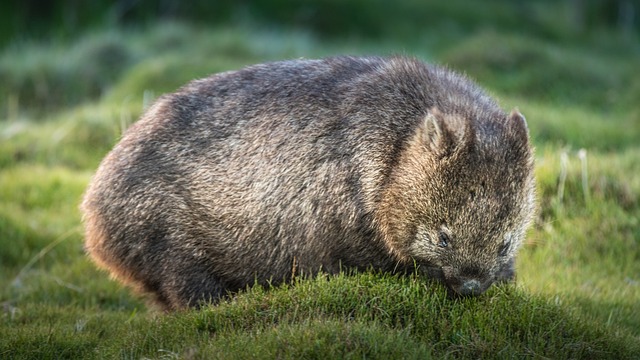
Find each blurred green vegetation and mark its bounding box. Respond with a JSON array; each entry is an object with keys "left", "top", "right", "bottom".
[
  {"left": 2, "top": 0, "right": 639, "bottom": 46},
  {"left": 2, "top": 1, "right": 638, "bottom": 116},
  {"left": 1, "top": 1, "right": 639, "bottom": 358}
]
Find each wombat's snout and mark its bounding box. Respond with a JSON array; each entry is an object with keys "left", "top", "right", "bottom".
[
  {"left": 442, "top": 266, "right": 491, "bottom": 297},
  {"left": 458, "top": 279, "right": 482, "bottom": 296}
]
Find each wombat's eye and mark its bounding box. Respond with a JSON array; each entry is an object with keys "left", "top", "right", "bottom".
[{"left": 438, "top": 232, "right": 449, "bottom": 248}]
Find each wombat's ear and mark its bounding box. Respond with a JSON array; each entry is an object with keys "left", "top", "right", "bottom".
[
  {"left": 418, "top": 108, "right": 457, "bottom": 154},
  {"left": 509, "top": 109, "right": 530, "bottom": 144}
]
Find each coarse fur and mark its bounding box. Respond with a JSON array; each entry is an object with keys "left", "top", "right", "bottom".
[{"left": 81, "top": 56, "right": 536, "bottom": 310}]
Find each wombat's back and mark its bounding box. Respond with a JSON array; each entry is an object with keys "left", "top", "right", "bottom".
[{"left": 82, "top": 56, "right": 533, "bottom": 309}]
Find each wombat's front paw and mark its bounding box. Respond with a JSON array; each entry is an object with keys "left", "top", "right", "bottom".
[{"left": 496, "top": 258, "right": 516, "bottom": 283}]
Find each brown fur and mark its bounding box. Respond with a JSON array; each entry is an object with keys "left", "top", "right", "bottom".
[{"left": 81, "top": 56, "right": 536, "bottom": 310}]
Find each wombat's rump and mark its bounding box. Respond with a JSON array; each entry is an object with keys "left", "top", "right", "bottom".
[{"left": 81, "top": 56, "right": 536, "bottom": 310}]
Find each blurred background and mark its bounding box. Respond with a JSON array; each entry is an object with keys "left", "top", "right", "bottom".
[
  {"left": 1, "top": 0, "right": 639, "bottom": 120},
  {"left": 2, "top": 0, "right": 639, "bottom": 45}
]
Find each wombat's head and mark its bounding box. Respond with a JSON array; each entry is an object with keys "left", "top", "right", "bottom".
[{"left": 379, "top": 108, "right": 536, "bottom": 296}]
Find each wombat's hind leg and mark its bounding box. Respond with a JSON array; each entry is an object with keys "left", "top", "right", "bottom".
[{"left": 160, "top": 261, "right": 229, "bottom": 310}]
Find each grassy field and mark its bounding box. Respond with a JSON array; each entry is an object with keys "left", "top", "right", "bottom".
[{"left": 1, "top": 11, "right": 639, "bottom": 359}]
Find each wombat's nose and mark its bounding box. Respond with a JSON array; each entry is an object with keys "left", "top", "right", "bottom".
[{"left": 458, "top": 279, "right": 481, "bottom": 296}]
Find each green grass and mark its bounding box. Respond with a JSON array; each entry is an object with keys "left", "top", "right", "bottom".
[
  {"left": 1, "top": 12, "right": 639, "bottom": 359},
  {"left": 3, "top": 273, "right": 639, "bottom": 359}
]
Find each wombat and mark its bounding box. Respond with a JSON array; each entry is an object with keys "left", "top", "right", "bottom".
[{"left": 81, "top": 56, "right": 536, "bottom": 310}]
